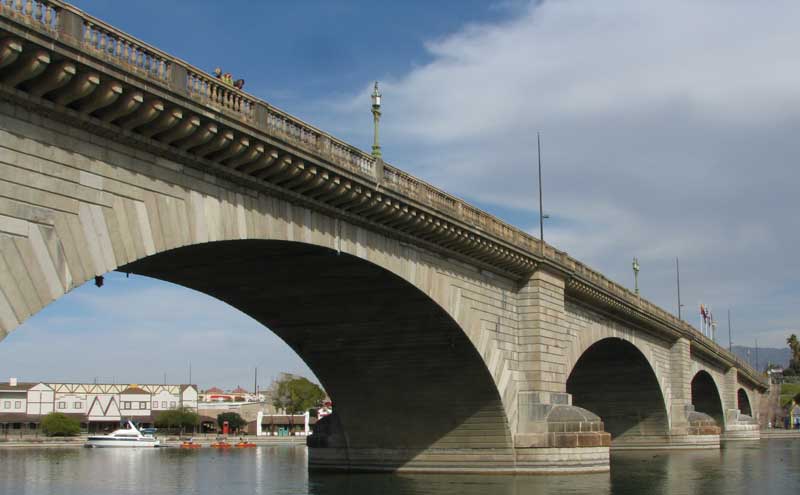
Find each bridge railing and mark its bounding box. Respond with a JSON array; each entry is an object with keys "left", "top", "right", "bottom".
[
  {"left": 186, "top": 69, "right": 256, "bottom": 121},
  {"left": 0, "top": 0, "right": 765, "bottom": 386},
  {"left": 0, "top": 0, "right": 58, "bottom": 30}
]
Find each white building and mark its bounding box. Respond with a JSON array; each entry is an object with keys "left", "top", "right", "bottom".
[{"left": 0, "top": 378, "right": 198, "bottom": 432}]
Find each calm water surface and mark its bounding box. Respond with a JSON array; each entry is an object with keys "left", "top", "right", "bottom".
[{"left": 0, "top": 440, "right": 797, "bottom": 495}]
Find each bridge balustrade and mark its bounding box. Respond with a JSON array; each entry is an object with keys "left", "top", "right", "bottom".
[
  {"left": 83, "top": 21, "right": 170, "bottom": 82},
  {"left": 0, "top": 0, "right": 58, "bottom": 30},
  {"left": 187, "top": 69, "right": 254, "bottom": 118}
]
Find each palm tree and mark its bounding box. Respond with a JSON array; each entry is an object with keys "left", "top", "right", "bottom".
[{"left": 788, "top": 334, "right": 799, "bottom": 371}]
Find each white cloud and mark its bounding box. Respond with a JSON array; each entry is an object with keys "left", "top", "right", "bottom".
[{"left": 321, "top": 0, "right": 800, "bottom": 347}]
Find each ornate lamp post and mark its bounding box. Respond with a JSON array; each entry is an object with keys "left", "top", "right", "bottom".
[
  {"left": 371, "top": 81, "right": 382, "bottom": 158},
  {"left": 632, "top": 257, "right": 640, "bottom": 295}
]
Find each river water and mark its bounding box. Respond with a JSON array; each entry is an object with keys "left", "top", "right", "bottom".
[{"left": 0, "top": 440, "right": 797, "bottom": 495}]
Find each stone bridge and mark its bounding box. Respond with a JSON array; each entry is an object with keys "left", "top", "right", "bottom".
[{"left": 0, "top": 1, "right": 766, "bottom": 473}]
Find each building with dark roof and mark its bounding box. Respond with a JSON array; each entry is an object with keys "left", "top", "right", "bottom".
[{"left": 0, "top": 378, "right": 198, "bottom": 434}]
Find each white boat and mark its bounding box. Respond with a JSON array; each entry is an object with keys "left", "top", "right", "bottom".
[{"left": 84, "top": 421, "right": 160, "bottom": 448}]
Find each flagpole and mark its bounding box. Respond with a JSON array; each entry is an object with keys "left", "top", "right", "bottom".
[
  {"left": 676, "top": 257, "right": 682, "bottom": 319},
  {"left": 727, "top": 309, "right": 732, "bottom": 352},
  {"left": 537, "top": 132, "right": 544, "bottom": 248},
  {"left": 699, "top": 304, "right": 703, "bottom": 335}
]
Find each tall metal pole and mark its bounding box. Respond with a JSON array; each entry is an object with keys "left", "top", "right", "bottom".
[
  {"left": 727, "top": 310, "right": 732, "bottom": 352},
  {"left": 676, "top": 257, "right": 682, "bottom": 319},
  {"left": 755, "top": 338, "right": 759, "bottom": 371},
  {"left": 189, "top": 361, "right": 192, "bottom": 385},
  {"left": 537, "top": 132, "right": 544, "bottom": 246}
]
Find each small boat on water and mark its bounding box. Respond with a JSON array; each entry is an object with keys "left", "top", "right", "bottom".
[
  {"left": 210, "top": 440, "right": 231, "bottom": 449},
  {"left": 235, "top": 441, "right": 256, "bottom": 448},
  {"left": 180, "top": 440, "right": 201, "bottom": 449},
  {"left": 84, "top": 421, "right": 160, "bottom": 448}
]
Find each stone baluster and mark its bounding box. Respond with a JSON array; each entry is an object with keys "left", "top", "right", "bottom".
[
  {"left": 24, "top": 0, "right": 31, "bottom": 16},
  {"left": 34, "top": 0, "right": 41, "bottom": 21},
  {"left": 98, "top": 31, "right": 106, "bottom": 53},
  {"left": 45, "top": 4, "right": 53, "bottom": 26},
  {"left": 82, "top": 22, "right": 91, "bottom": 45},
  {"left": 136, "top": 49, "right": 143, "bottom": 70}
]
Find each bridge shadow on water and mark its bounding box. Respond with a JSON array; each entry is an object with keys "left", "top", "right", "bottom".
[{"left": 307, "top": 440, "right": 797, "bottom": 495}]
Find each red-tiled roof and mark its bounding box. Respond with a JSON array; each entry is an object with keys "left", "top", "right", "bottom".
[
  {"left": 231, "top": 386, "right": 249, "bottom": 394},
  {"left": 205, "top": 387, "right": 224, "bottom": 394}
]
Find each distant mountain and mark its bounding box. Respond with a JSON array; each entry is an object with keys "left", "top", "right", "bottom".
[{"left": 731, "top": 345, "right": 791, "bottom": 369}]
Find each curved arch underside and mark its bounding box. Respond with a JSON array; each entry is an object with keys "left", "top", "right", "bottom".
[
  {"left": 737, "top": 388, "right": 752, "bottom": 417},
  {"left": 566, "top": 338, "right": 668, "bottom": 441},
  {"left": 691, "top": 371, "right": 724, "bottom": 428},
  {"left": 119, "top": 240, "right": 512, "bottom": 458}
]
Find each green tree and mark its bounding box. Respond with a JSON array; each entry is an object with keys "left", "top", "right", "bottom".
[
  {"left": 788, "top": 334, "right": 800, "bottom": 372},
  {"left": 272, "top": 376, "right": 326, "bottom": 414},
  {"left": 41, "top": 412, "right": 81, "bottom": 437},
  {"left": 155, "top": 407, "right": 199, "bottom": 434},
  {"left": 216, "top": 412, "right": 247, "bottom": 432}
]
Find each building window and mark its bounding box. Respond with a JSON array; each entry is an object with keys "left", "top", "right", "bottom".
[
  {"left": 2, "top": 401, "right": 9, "bottom": 409},
  {"left": 122, "top": 402, "right": 131, "bottom": 410},
  {"left": 169, "top": 401, "right": 176, "bottom": 409},
  {"left": 152, "top": 401, "right": 158, "bottom": 409},
  {"left": 74, "top": 402, "right": 82, "bottom": 409},
  {"left": 58, "top": 402, "right": 66, "bottom": 409},
  {"left": 162, "top": 401, "right": 167, "bottom": 409},
  {"left": 14, "top": 401, "right": 21, "bottom": 409},
  {"left": 140, "top": 402, "right": 147, "bottom": 409}
]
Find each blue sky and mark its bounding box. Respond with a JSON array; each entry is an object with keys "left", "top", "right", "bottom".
[{"left": 2, "top": 0, "right": 799, "bottom": 388}]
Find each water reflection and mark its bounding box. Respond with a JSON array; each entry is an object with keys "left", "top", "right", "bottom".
[
  {"left": 309, "top": 471, "right": 611, "bottom": 495},
  {"left": 0, "top": 440, "right": 796, "bottom": 495}
]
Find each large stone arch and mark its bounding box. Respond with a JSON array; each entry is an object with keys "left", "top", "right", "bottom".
[
  {"left": 566, "top": 337, "right": 670, "bottom": 445},
  {"left": 0, "top": 102, "right": 520, "bottom": 470},
  {"left": 737, "top": 388, "right": 752, "bottom": 417},
  {"left": 690, "top": 370, "right": 725, "bottom": 430},
  {"left": 563, "top": 302, "right": 672, "bottom": 416}
]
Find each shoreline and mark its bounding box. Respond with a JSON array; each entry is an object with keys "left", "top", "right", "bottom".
[
  {"left": 1, "top": 432, "right": 797, "bottom": 448},
  {"left": 0, "top": 435, "right": 308, "bottom": 448}
]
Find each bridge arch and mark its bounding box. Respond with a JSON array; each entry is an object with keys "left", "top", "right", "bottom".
[
  {"left": 566, "top": 337, "right": 669, "bottom": 443},
  {"left": 737, "top": 388, "right": 752, "bottom": 417},
  {"left": 3, "top": 235, "right": 514, "bottom": 467},
  {"left": 0, "top": 105, "right": 519, "bottom": 469},
  {"left": 690, "top": 370, "right": 725, "bottom": 429}
]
